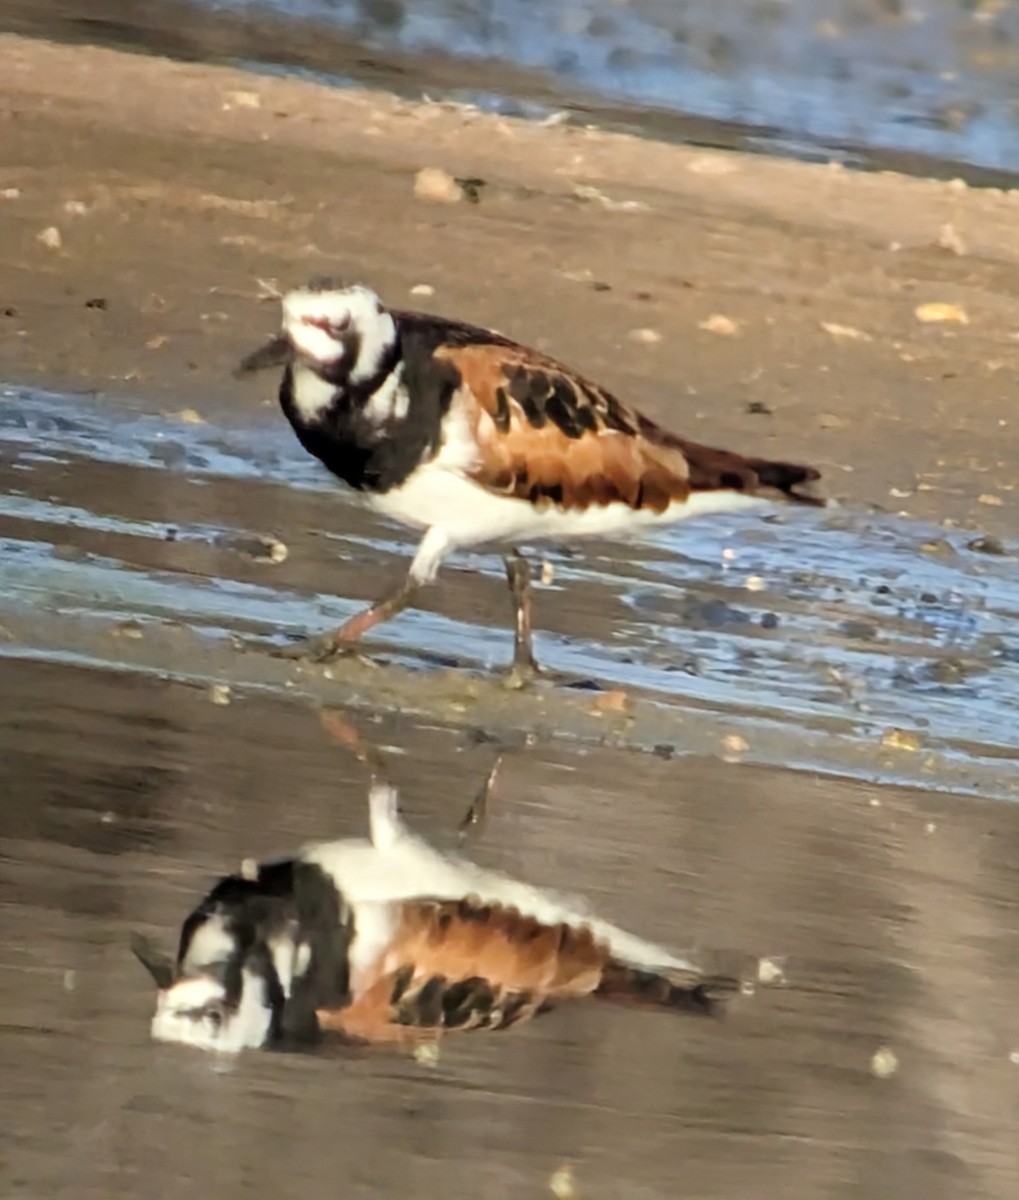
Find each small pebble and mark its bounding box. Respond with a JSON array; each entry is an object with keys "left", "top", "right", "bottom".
[
  {"left": 928, "top": 657, "right": 970, "bottom": 685},
  {"left": 549, "top": 1165, "right": 576, "bottom": 1200},
  {"left": 687, "top": 154, "right": 737, "bottom": 177},
  {"left": 920, "top": 540, "right": 955, "bottom": 558},
  {"left": 37, "top": 226, "right": 62, "bottom": 250},
  {"left": 410, "top": 283, "right": 435, "bottom": 297},
  {"left": 914, "top": 301, "right": 968, "bottom": 325},
  {"left": 629, "top": 327, "right": 661, "bottom": 345},
  {"left": 173, "top": 408, "right": 205, "bottom": 425},
  {"left": 225, "top": 89, "right": 261, "bottom": 109},
  {"left": 819, "top": 321, "right": 872, "bottom": 342},
  {"left": 870, "top": 1046, "right": 899, "bottom": 1078},
  {"left": 590, "top": 690, "right": 628, "bottom": 716},
  {"left": 977, "top": 493, "right": 1003, "bottom": 507},
  {"left": 698, "top": 313, "right": 739, "bottom": 336},
  {"left": 413, "top": 167, "right": 463, "bottom": 204},
  {"left": 240, "top": 858, "right": 259, "bottom": 881},
  {"left": 209, "top": 683, "right": 232, "bottom": 706},
  {"left": 253, "top": 536, "right": 289, "bottom": 564},
  {"left": 757, "top": 957, "right": 786, "bottom": 985},
  {"left": 882, "top": 728, "right": 922, "bottom": 752},
  {"left": 966, "top": 535, "right": 1005, "bottom": 555},
  {"left": 720, "top": 733, "right": 748, "bottom": 761},
  {"left": 413, "top": 1042, "right": 440, "bottom": 1068},
  {"left": 937, "top": 223, "right": 966, "bottom": 255},
  {"left": 572, "top": 184, "right": 646, "bottom": 212},
  {"left": 63, "top": 200, "right": 88, "bottom": 216}
]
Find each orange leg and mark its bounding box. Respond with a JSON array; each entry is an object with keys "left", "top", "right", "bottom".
[
  {"left": 274, "top": 575, "right": 421, "bottom": 662},
  {"left": 316, "top": 974, "right": 440, "bottom": 1047}
]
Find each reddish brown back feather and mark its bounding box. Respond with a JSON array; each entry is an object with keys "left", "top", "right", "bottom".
[
  {"left": 392, "top": 897, "right": 609, "bottom": 996},
  {"left": 316, "top": 898, "right": 610, "bottom": 1043},
  {"left": 436, "top": 343, "right": 820, "bottom": 512}
]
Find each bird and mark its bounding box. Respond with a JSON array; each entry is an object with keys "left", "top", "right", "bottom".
[
  {"left": 134, "top": 779, "right": 741, "bottom": 1054},
  {"left": 236, "top": 278, "right": 824, "bottom": 684}
]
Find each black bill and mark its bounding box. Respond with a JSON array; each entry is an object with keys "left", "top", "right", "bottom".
[
  {"left": 131, "top": 932, "right": 175, "bottom": 990},
  {"left": 234, "top": 333, "right": 292, "bottom": 379}
]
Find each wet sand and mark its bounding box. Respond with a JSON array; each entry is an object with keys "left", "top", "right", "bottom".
[
  {"left": 1, "top": 33, "right": 1018, "bottom": 1200},
  {"left": 2, "top": 37, "right": 1019, "bottom": 539},
  {"left": 2, "top": 658, "right": 1019, "bottom": 1199}
]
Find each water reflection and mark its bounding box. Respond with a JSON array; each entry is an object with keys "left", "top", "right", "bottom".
[{"left": 1, "top": 657, "right": 1017, "bottom": 1198}]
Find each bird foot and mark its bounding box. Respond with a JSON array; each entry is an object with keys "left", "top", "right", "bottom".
[
  {"left": 502, "top": 658, "right": 541, "bottom": 691},
  {"left": 270, "top": 633, "right": 355, "bottom": 663}
]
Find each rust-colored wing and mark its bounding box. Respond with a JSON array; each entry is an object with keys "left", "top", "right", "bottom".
[
  {"left": 316, "top": 898, "right": 609, "bottom": 1044},
  {"left": 434, "top": 341, "right": 822, "bottom": 512}
]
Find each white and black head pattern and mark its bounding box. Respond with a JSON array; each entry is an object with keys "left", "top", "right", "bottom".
[
  {"left": 236, "top": 276, "right": 475, "bottom": 495},
  {"left": 282, "top": 278, "right": 397, "bottom": 386},
  {"left": 135, "top": 859, "right": 353, "bottom": 1054}
]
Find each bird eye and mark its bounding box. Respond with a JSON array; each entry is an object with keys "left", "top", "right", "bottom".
[{"left": 301, "top": 314, "right": 350, "bottom": 338}]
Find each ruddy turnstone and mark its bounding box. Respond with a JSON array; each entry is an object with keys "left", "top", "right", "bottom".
[
  {"left": 134, "top": 780, "right": 738, "bottom": 1053},
  {"left": 237, "top": 279, "right": 823, "bottom": 683}
]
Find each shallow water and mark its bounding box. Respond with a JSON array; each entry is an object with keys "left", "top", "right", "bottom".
[
  {"left": 1, "top": 385, "right": 1017, "bottom": 797},
  {"left": 223, "top": 0, "right": 1019, "bottom": 173},
  {"left": 4, "top": 0, "right": 1019, "bottom": 181}
]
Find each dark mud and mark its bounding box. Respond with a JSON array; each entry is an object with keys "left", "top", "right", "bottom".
[{"left": 2, "top": 657, "right": 1019, "bottom": 1199}]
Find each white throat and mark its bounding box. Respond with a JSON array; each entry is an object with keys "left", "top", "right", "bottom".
[{"left": 290, "top": 362, "right": 339, "bottom": 423}]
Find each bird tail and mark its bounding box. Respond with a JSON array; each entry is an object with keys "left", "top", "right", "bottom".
[
  {"left": 595, "top": 959, "right": 741, "bottom": 1017},
  {"left": 670, "top": 433, "right": 826, "bottom": 507},
  {"left": 743, "top": 456, "right": 825, "bottom": 505}
]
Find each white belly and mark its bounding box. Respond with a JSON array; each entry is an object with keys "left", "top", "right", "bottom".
[{"left": 368, "top": 463, "right": 766, "bottom": 551}]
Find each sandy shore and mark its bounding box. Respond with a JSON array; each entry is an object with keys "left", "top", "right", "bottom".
[
  {"left": 1, "top": 36, "right": 1019, "bottom": 1200},
  {"left": 1, "top": 33, "right": 1017, "bottom": 541}
]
